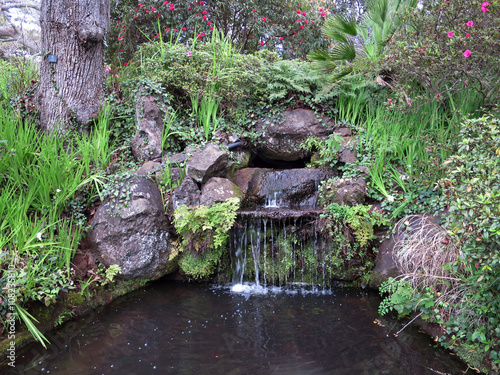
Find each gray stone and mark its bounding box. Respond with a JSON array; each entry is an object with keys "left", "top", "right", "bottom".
[
  {"left": 137, "top": 161, "right": 162, "bottom": 176},
  {"left": 256, "top": 108, "right": 333, "bottom": 162},
  {"left": 87, "top": 176, "right": 176, "bottom": 280},
  {"left": 186, "top": 144, "right": 229, "bottom": 184},
  {"left": 170, "top": 177, "right": 200, "bottom": 210},
  {"left": 233, "top": 167, "right": 336, "bottom": 208},
  {"left": 339, "top": 148, "right": 358, "bottom": 164},
  {"left": 131, "top": 95, "right": 164, "bottom": 162},
  {"left": 318, "top": 178, "right": 367, "bottom": 207},
  {"left": 200, "top": 177, "right": 244, "bottom": 206},
  {"left": 369, "top": 233, "right": 400, "bottom": 288}
]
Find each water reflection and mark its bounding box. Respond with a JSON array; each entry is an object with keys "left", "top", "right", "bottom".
[{"left": 5, "top": 280, "right": 466, "bottom": 375}]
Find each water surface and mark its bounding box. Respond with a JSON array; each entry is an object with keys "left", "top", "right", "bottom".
[{"left": 6, "top": 280, "right": 466, "bottom": 375}]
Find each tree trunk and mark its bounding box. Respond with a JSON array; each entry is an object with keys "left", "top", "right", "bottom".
[{"left": 37, "top": 0, "right": 109, "bottom": 133}]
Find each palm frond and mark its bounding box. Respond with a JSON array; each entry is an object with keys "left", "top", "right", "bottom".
[
  {"left": 323, "top": 14, "right": 358, "bottom": 39},
  {"left": 330, "top": 41, "right": 356, "bottom": 61}
]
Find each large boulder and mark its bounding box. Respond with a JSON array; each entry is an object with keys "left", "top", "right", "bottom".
[
  {"left": 232, "top": 167, "right": 336, "bottom": 208},
  {"left": 200, "top": 177, "right": 244, "bottom": 206},
  {"left": 87, "top": 176, "right": 176, "bottom": 279},
  {"left": 186, "top": 144, "right": 229, "bottom": 184},
  {"left": 255, "top": 108, "right": 334, "bottom": 162},
  {"left": 131, "top": 95, "right": 164, "bottom": 162}
]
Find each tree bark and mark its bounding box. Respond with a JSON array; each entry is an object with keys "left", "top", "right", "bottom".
[{"left": 37, "top": 0, "right": 109, "bottom": 132}]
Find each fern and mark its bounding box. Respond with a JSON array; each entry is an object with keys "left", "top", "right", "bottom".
[{"left": 262, "top": 60, "right": 319, "bottom": 102}]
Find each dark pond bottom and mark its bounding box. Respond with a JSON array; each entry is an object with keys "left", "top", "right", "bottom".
[{"left": 6, "top": 280, "right": 466, "bottom": 375}]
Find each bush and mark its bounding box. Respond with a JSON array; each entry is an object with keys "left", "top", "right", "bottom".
[
  {"left": 384, "top": 0, "right": 499, "bottom": 111},
  {"left": 131, "top": 39, "right": 264, "bottom": 111}
]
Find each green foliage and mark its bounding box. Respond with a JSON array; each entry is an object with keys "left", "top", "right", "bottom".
[
  {"left": 379, "top": 278, "right": 435, "bottom": 318},
  {"left": 262, "top": 60, "right": 320, "bottom": 102},
  {"left": 133, "top": 41, "right": 264, "bottom": 111},
  {"left": 0, "top": 105, "right": 108, "bottom": 346},
  {"left": 437, "top": 116, "right": 500, "bottom": 367},
  {"left": 108, "top": 0, "right": 331, "bottom": 67},
  {"left": 324, "top": 202, "right": 389, "bottom": 247},
  {"left": 308, "top": 0, "right": 418, "bottom": 81},
  {"left": 384, "top": 0, "right": 500, "bottom": 110},
  {"left": 302, "top": 134, "right": 344, "bottom": 167},
  {"left": 173, "top": 197, "right": 240, "bottom": 279}
]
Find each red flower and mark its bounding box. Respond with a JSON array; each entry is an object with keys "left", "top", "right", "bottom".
[
  {"left": 202, "top": 10, "right": 207, "bottom": 14},
  {"left": 207, "top": 21, "right": 211, "bottom": 25},
  {"left": 260, "top": 41, "right": 264, "bottom": 45},
  {"left": 203, "top": 15, "right": 207, "bottom": 20},
  {"left": 300, "top": 26, "right": 304, "bottom": 29},
  {"left": 124, "top": 62, "right": 128, "bottom": 66},
  {"left": 182, "top": 27, "right": 186, "bottom": 31},
  {"left": 120, "top": 49, "right": 123, "bottom": 51},
  {"left": 250, "top": 36, "right": 254, "bottom": 39}
]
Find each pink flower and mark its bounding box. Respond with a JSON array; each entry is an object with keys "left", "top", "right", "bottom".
[
  {"left": 447, "top": 32, "right": 454, "bottom": 37},
  {"left": 302, "top": 11, "right": 306, "bottom": 15},
  {"left": 202, "top": 10, "right": 207, "bottom": 14},
  {"left": 279, "top": 37, "right": 283, "bottom": 40},
  {"left": 250, "top": 36, "right": 254, "bottom": 39},
  {"left": 203, "top": 15, "right": 207, "bottom": 20},
  {"left": 466, "top": 21, "right": 474, "bottom": 27},
  {"left": 124, "top": 62, "right": 128, "bottom": 66},
  {"left": 262, "top": 17, "right": 266, "bottom": 21},
  {"left": 300, "top": 25, "right": 304, "bottom": 29},
  {"left": 138, "top": 3, "right": 143, "bottom": 7},
  {"left": 151, "top": 7, "right": 156, "bottom": 11},
  {"left": 481, "top": 2, "right": 490, "bottom": 12},
  {"left": 169, "top": 4, "right": 174, "bottom": 10},
  {"left": 105, "top": 65, "right": 112, "bottom": 74},
  {"left": 304, "top": 19, "right": 308, "bottom": 23},
  {"left": 466, "top": 33, "right": 471, "bottom": 37},
  {"left": 146, "top": 9, "right": 149, "bottom": 13},
  {"left": 207, "top": 21, "right": 211, "bottom": 25},
  {"left": 297, "top": 9, "right": 301, "bottom": 14},
  {"left": 163, "top": 1, "right": 168, "bottom": 4},
  {"left": 182, "top": 27, "right": 186, "bottom": 30},
  {"left": 463, "top": 50, "right": 471, "bottom": 57},
  {"left": 319, "top": 8, "right": 323, "bottom": 11},
  {"left": 321, "top": 12, "right": 325, "bottom": 17},
  {"left": 260, "top": 41, "right": 264, "bottom": 46},
  {"left": 189, "top": 6, "right": 191, "bottom": 10},
  {"left": 187, "top": 51, "right": 192, "bottom": 56},
  {"left": 253, "top": 9, "right": 256, "bottom": 12}
]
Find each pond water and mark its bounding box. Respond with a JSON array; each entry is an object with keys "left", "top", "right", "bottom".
[{"left": 4, "top": 280, "right": 467, "bottom": 375}]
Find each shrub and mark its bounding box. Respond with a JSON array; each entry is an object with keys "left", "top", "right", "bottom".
[{"left": 384, "top": 0, "right": 499, "bottom": 111}]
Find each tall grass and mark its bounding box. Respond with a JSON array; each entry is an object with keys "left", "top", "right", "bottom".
[
  {"left": 353, "top": 89, "right": 484, "bottom": 199},
  {"left": 0, "top": 104, "right": 106, "bottom": 347}
]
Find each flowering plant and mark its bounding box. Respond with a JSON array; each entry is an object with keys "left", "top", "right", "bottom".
[
  {"left": 381, "top": 0, "right": 499, "bottom": 109},
  {"left": 108, "top": 0, "right": 332, "bottom": 67}
]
